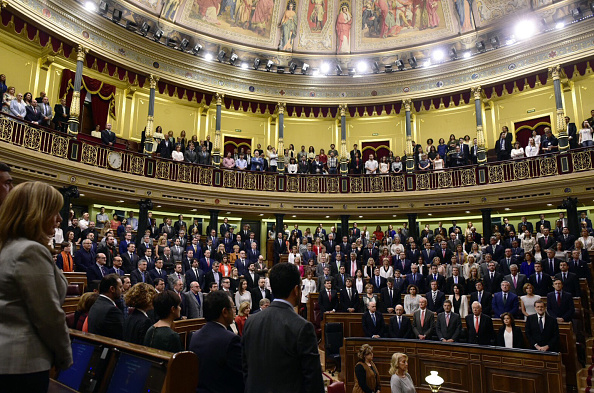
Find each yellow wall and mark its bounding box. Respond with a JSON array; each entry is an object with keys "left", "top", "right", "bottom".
[
  {"left": 415, "top": 104, "right": 476, "bottom": 147},
  {"left": 284, "top": 116, "right": 338, "bottom": 152},
  {"left": 348, "top": 114, "right": 404, "bottom": 154},
  {"left": 0, "top": 39, "right": 40, "bottom": 98}
]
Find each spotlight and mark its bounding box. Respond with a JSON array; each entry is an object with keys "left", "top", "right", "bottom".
[
  {"left": 140, "top": 21, "right": 150, "bottom": 36},
  {"left": 591, "top": 2, "right": 594, "bottom": 13},
  {"left": 85, "top": 1, "right": 98, "bottom": 12},
  {"left": 476, "top": 41, "right": 486, "bottom": 52},
  {"left": 357, "top": 61, "right": 368, "bottom": 73},
  {"left": 423, "top": 59, "right": 431, "bottom": 67},
  {"left": 407, "top": 57, "right": 417, "bottom": 69},
  {"left": 505, "top": 36, "right": 516, "bottom": 45},
  {"left": 204, "top": 53, "right": 213, "bottom": 61},
  {"left": 153, "top": 28, "right": 163, "bottom": 41},
  {"left": 395, "top": 59, "right": 405, "bottom": 70},
  {"left": 191, "top": 43, "right": 202, "bottom": 55},
  {"left": 571, "top": 8, "right": 581, "bottom": 19},
  {"left": 229, "top": 53, "right": 238, "bottom": 65},
  {"left": 490, "top": 36, "right": 500, "bottom": 48},
  {"left": 335, "top": 64, "right": 342, "bottom": 75},
  {"left": 241, "top": 62, "right": 249, "bottom": 69},
  {"left": 312, "top": 68, "right": 320, "bottom": 76},
  {"left": 320, "top": 62, "right": 330, "bottom": 74},
  {"left": 301, "top": 63, "right": 309, "bottom": 74},
  {"left": 384, "top": 65, "right": 393, "bottom": 73},
  {"left": 289, "top": 62, "right": 297, "bottom": 74},
  {"left": 514, "top": 20, "right": 536, "bottom": 40},
  {"left": 265, "top": 60, "right": 274, "bottom": 71},
  {"left": 179, "top": 38, "right": 189, "bottom": 51},
  {"left": 98, "top": 0, "right": 108, "bottom": 13},
  {"left": 372, "top": 61, "right": 380, "bottom": 73},
  {"left": 253, "top": 58, "right": 261, "bottom": 70},
  {"left": 348, "top": 67, "right": 356, "bottom": 76},
  {"left": 166, "top": 37, "right": 178, "bottom": 48},
  {"left": 277, "top": 66, "right": 285, "bottom": 74},
  {"left": 555, "top": 21, "right": 565, "bottom": 29},
  {"left": 217, "top": 50, "right": 226, "bottom": 62},
  {"left": 463, "top": 51, "right": 471, "bottom": 59},
  {"left": 449, "top": 48, "right": 457, "bottom": 60},
  {"left": 112, "top": 9, "right": 122, "bottom": 23},
  {"left": 125, "top": 20, "right": 137, "bottom": 31},
  {"left": 432, "top": 49, "right": 444, "bottom": 62}
]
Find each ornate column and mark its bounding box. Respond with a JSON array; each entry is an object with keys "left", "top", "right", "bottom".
[
  {"left": 403, "top": 99, "right": 415, "bottom": 173},
  {"left": 68, "top": 45, "right": 88, "bottom": 136},
  {"left": 277, "top": 102, "right": 286, "bottom": 172},
  {"left": 550, "top": 65, "right": 569, "bottom": 152},
  {"left": 339, "top": 104, "right": 349, "bottom": 174},
  {"left": 560, "top": 197, "right": 579, "bottom": 238},
  {"left": 471, "top": 86, "right": 487, "bottom": 165},
  {"left": 144, "top": 74, "right": 159, "bottom": 153},
  {"left": 407, "top": 213, "right": 418, "bottom": 242},
  {"left": 212, "top": 93, "right": 223, "bottom": 165},
  {"left": 481, "top": 208, "right": 492, "bottom": 241}
]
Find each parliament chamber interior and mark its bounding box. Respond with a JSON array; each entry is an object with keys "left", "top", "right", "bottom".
[{"left": 2, "top": 0, "right": 594, "bottom": 390}]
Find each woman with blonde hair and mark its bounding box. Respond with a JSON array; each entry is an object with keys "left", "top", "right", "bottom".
[
  {"left": 0, "top": 182, "right": 73, "bottom": 391},
  {"left": 235, "top": 301, "right": 251, "bottom": 336},
  {"left": 353, "top": 344, "right": 381, "bottom": 393},
  {"left": 390, "top": 352, "right": 416, "bottom": 393},
  {"left": 73, "top": 292, "right": 99, "bottom": 331},
  {"left": 124, "top": 282, "right": 157, "bottom": 345}
]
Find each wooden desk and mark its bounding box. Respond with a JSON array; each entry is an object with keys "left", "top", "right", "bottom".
[
  {"left": 63, "top": 272, "right": 87, "bottom": 291},
  {"left": 343, "top": 337, "right": 566, "bottom": 393},
  {"left": 62, "top": 297, "right": 80, "bottom": 314},
  {"left": 172, "top": 318, "right": 207, "bottom": 350}
]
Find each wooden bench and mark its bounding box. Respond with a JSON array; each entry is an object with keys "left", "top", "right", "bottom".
[
  {"left": 172, "top": 318, "right": 207, "bottom": 350},
  {"left": 323, "top": 312, "right": 578, "bottom": 391},
  {"left": 63, "top": 272, "right": 87, "bottom": 292},
  {"left": 343, "top": 337, "right": 565, "bottom": 393},
  {"left": 62, "top": 296, "right": 80, "bottom": 314},
  {"left": 49, "top": 329, "right": 198, "bottom": 393}
]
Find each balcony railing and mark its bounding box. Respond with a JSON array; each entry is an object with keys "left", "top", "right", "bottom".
[{"left": 1, "top": 114, "right": 593, "bottom": 194}]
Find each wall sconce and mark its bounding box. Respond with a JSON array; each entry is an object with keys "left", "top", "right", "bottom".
[{"left": 425, "top": 371, "right": 444, "bottom": 393}]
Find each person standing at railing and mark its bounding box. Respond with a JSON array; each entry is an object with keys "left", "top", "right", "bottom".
[
  {"left": 578, "top": 120, "right": 594, "bottom": 147},
  {"left": 101, "top": 123, "right": 116, "bottom": 147},
  {"left": 2, "top": 86, "right": 15, "bottom": 115},
  {"left": 365, "top": 153, "right": 378, "bottom": 174},
  {"left": 198, "top": 145, "right": 211, "bottom": 165},
  {"left": 541, "top": 128, "right": 558, "bottom": 153},
  {"left": 184, "top": 142, "right": 198, "bottom": 163},
  {"left": 525, "top": 138, "right": 539, "bottom": 157},
  {"left": 9, "top": 93, "right": 25, "bottom": 120},
  {"left": 510, "top": 142, "right": 525, "bottom": 159},
  {"left": 24, "top": 99, "right": 43, "bottom": 125},
  {"left": 495, "top": 130, "right": 512, "bottom": 161},
  {"left": 250, "top": 150, "right": 264, "bottom": 171},
  {"left": 52, "top": 98, "right": 69, "bottom": 132}
]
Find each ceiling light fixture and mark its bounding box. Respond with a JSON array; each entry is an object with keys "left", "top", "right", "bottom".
[
  {"left": 229, "top": 53, "right": 238, "bottom": 65},
  {"left": 476, "top": 41, "right": 486, "bottom": 52},
  {"left": 265, "top": 60, "right": 274, "bottom": 71},
  {"left": 140, "top": 21, "right": 150, "bottom": 36},
  {"left": 204, "top": 53, "right": 214, "bottom": 61},
  {"left": 289, "top": 62, "right": 297, "bottom": 74},
  {"left": 253, "top": 58, "right": 261, "bottom": 70},
  {"left": 179, "top": 38, "right": 189, "bottom": 51},
  {"left": 395, "top": 59, "right": 405, "bottom": 70},
  {"left": 514, "top": 20, "right": 536, "bottom": 40},
  {"left": 301, "top": 63, "right": 309, "bottom": 74},
  {"left": 217, "top": 50, "right": 226, "bottom": 62},
  {"left": 191, "top": 43, "right": 202, "bottom": 55},
  {"left": 335, "top": 64, "right": 343, "bottom": 75},
  {"left": 432, "top": 49, "right": 444, "bottom": 62},
  {"left": 111, "top": 9, "right": 122, "bottom": 23},
  {"left": 85, "top": 1, "right": 98, "bottom": 12},
  {"left": 463, "top": 51, "right": 471, "bottom": 59},
  {"left": 372, "top": 61, "right": 380, "bottom": 73},
  {"left": 407, "top": 57, "right": 417, "bottom": 69},
  {"left": 357, "top": 61, "right": 368, "bottom": 73},
  {"left": 449, "top": 48, "right": 457, "bottom": 60},
  {"left": 320, "top": 62, "right": 330, "bottom": 74},
  {"left": 153, "top": 29, "right": 163, "bottom": 42},
  {"left": 241, "top": 62, "right": 249, "bottom": 69}
]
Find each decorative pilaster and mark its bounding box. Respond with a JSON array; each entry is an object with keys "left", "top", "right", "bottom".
[
  {"left": 212, "top": 93, "right": 223, "bottom": 165},
  {"left": 277, "top": 102, "right": 286, "bottom": 172},
  {"left": 472, "top": 86, "right": 487, "bottom": 165},
  {"left": 68, "top": 45, "right": 88, "bottom": 136},
  {"left": 550, "top": 65, "right": 569, "bottom": 152},
  {"left": 403, "top": 99, "right": 414, "bottom": 173},
  {"left": 144, "top": 74, "right": 159, "bottom": 154},
  {"left": 339, "top": 104, "right": 348, "bottom": 174}
]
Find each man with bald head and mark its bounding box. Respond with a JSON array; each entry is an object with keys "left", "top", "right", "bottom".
[
  {"left": 101, "top": 123, "right": 116, "bottom": 147},
  {"left": 412, "top": 297, "right": 435, "bottom": 340},
  {"left": 87, "top": 253, "right": 108, "bottom": 284},
  {"left": 388, "top": 304, "right": 413, "bottom": 338},
  {"left": 74, "top": 238, "right": 95, "bottom": 272},
  {"left": 362, "top": 301, "right": 385, "bottom": 338}
]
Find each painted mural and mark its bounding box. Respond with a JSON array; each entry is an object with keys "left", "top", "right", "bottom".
[
  {"left": 354, "top": 0, "right": 457, "bottom": 51},
  {"left": 336, "top": 2, "right": 352, "bottom": 53},
  {"left": 278, "top": 0, "right": 298, "bottom": 50},
  {"left": 473, "top": 0, "right": 530, "bottom": 26},
  {"left": 308, "top": 0, "right": 328, "bottom": 31},
  {"left": 295, "top": 0, "right": 334, "bottom": 51}
]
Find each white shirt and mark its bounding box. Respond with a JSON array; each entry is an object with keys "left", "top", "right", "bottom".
[
  {"left": 525, "top": 145, "right": 539, "bottom": 157},
  {"left": 364, "top": 159, "right": 378, "bottom": 174},
  {"left": 172, "top": 151, "right": 184, "bottom": 161}
]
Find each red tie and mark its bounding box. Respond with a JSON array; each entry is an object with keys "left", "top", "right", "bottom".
[
  {"left": 475, "top": 316, "right": 479, "bottom": 333},
  {"left": 328, "top": 291, "right": 332, "bottom": 301},
  {"left": 421, "top": 310, "right": 425, "bottom": 327}
]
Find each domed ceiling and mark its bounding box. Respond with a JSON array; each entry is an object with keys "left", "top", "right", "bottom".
[{"left": 105, "top": 0, "right": 584, "bottom": 57}]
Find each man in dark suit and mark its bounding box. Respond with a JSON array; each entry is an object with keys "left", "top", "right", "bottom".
[
  {"left": 412, "top": 297, "right": 435, "bottom": 340},
  {"left": 345, "top": 252, "right": 362, "bottom": 277},
  {"left": 130, "top": 260, "right": 153, "bottom": 286},
  {"left": 469, "top": 281, "right": 492, "bottom": 316},
  {"left": 158, "top": 137, "right": 172, "bottom": 159},
  {"left": 244, "top": 263, "right": 260, "bottom": 290},
  {"left": 495, "top": 128, "right": 512, "bottom": 161},
  {"left": 426, "top": 280, "right": 445, "bottom": 313},
  {"left": 568, "top": 249, "right": 591, "bottom": 280},
  {"left": 203, "top": 135, "right": 213, "bottom": 153},
  {"left": 149, "top": 259, "right": 170, "bottom": 289},
  {"left": 350, "top": 144, "right": 362, "bottom": 163},
  {"left": 318, "top": 279, "right": 338, "bottom": 316},
  {"left": 580, "top": 212, "right": 592, "bottom": 229},
  {"left": 121, "top": 242, "right": 139, "bottom": 274},
  {"left": 53, "top": 98, "right": 70, "bottom": 132},
  {"left": 361, "top": 243, "right": 379, "bottom": 264},
  {"left": 250, "top": 277, "right": 272, "bottom": 314},
  {"left": 370, "top": 268, "right": 387, "bottom": 292},
  {"left": 525, "top": 300, "right": 560, "bottom": 352},
  {"left": 529, "top": 262, "right": 554, "bottom": 297},
  {"left": 86, "top": 253, "right": 109, "bottom": 285},
  {"left": 339, "top": 278, "right": 360, "bottom": 313},
  {"left": 189, "top": 290, "right": 243, "bottom": 393},
  {"left": 445, "top": 266, "right": 466, "bottom": 294},
  {"left": 538, "top": 229, "right": 556, "bottom": 252},
  {"left": 466, "top": 301, "right": 495, "bottom": 345},
  {"left": 219, "top": 217, "right": 231, "bottom": 237},
  {"left": 204, "top": 262, "right": 223, "bottom": 293},
  {"left": 246, "top": 242, "right": 260, "bottom": 264},
  {"left": 557, "top": 227, "right": 576, "bottom": 251},
  {"left": 108, "top": 256, "right": 126, "bottom": 277},
  {"left": 362, "top": 301, "right": 385, "bottom": 338},
  {"left": 421, "top": 243, "right": 436, "bottom": 264},
  {"left": 198, "top": 145, "right": 211, "bottom": 165},
  {"left": 404, "top": 264, "right": 425, "bottom": 293},
  {"left": 498, "top": 248, "right": 517, "bottom": 276},
  {"left": 393, "top": 252, "right": 412, "bottom": 275},
  {"left": 426, "top": 264, "right": 445, "bottom": 292},
  {"left": 87, "top": 274, "right": 124, "bottom": 340},
  {"left": 333, "top": 265, "right": 348, "bottom": 291},
  {"left": 555, "top": 261, "right": 579, "bottom": 297},
  {"left": 74, "top": 239, "right": 96, "bottom": 273},
  {"left": 183, "top": 282, "right": 204, "bottom": 319},
  {"left": 380, "top": 278, "right": 400, "bottom": 314},
  {"left": 24, "top": 100, "right": 44, "bottom": 124},
  {"left": 242, "top": 263, "right": 324, "bottom": 393},
  {"left": 483, "top": 261, "right": 504, "bottom": 294},
  {"left": 273, "top": 232, "right": 286, "bottom": 265},
  {"left": 388, "top": 305, "right": 413, "bottom": 338},
  {"left": 436, "top": 300, "right": 462, "bottom": 342},
  {"left": 100, "top": 123, "right": 116, "bottom": 147},
  {"left": 503, "top": 264, "right": 527, "bottom": 296},
  {"left": 436, "top": 241, "right": 453, "bottom": 264},
  {"left": 547, "top": 279, "right": 575, "bottom": 323},
  {"left": 517, "top": 217, "right": 534, "bottom": 234},
  {"left": 566, "top": 116, "right": 578, "bottom": 149},
  {"left": 184, "top": 259, "right": 205, "bottom": 291},
  {"left": 173, "top": 214, "right": 187, "bottom": 235},
  {"left": 492, "top": 281, "right": 519, "bottom": 318},
  {"left": 536, "top": 214, "right": 551, "bottom": 230},
  {"left": 543, "top": 249, "right": 561, "bottom": 276},
  {"left": 485, "top": 237, "right": 505, "bottom": 262}
]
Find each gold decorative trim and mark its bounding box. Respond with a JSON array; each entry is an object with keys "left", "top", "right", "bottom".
[
  {"left": 438, "top": 172, "right": 452, "bottom": 188},
  {"left": 81, "top": 143, "right": 98, "bottom": 165},
  {"left": 51, "top": 136, "right": 68, "bottom": 158},
  {"left": 572, "top": 151, "right": 592, "bottom": 172},
  {"left": 488, "top": 165, "right": 503, "bottom": 183},
  {"left": 539, "top": 157, "right": 558, "bottom": 176},
  {"left": 513, "top": 161, "right": 530, "bottom": 180},
  {"left": 416, "top": 173, "right": 429, "bottom": 190}
]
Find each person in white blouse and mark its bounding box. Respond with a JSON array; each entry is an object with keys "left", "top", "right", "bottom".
[
  {"left": 525, "top": 137, "right": 539, "bottom": 157},
  {"left": 364, "top": 154, "right": 378, "bottom": 174},
  {"left": 379, "top": 156, "right": 390, "bottom": 174},
  {"left": 578, "top": 120, "right": 594, "bottom": 147},
  {"left": 510, "top": 142, "right": 525, "bottom": 159},
  {"left": 531, "top": 130, "right": 541, "bottom": 149},
  {"left": 578, "top": 228, "right": 594, "bottom": 250},
  {"left": 286, "top": 157, "right": 298, "bottom": 174},
  {"left": 391, "top": 156, "right": 403, "bottom": 173},
  {"left": 234, "top": 279, "right": 252, "bottom": 309},
  {"left": 403, "top": 285, "right": 420, "bottom": 315},
  {"left": 288, "top": 246, "right": 300, "bottom": 264},
  {"left": 171, "top": 144, "right": 184, "bottom": 161},
  {"left": 9, "top": 92, "right": 26, "bottom": 119},
  {"left": 520, "top": 283, "right": 540, "bottom": 317},
  {"left": 354, "top": 269, "right": 365, "bottom": 293},
  {"left": 268, "top": 147, "right": 278, "bottom": 171},
  {"left": 379, "top": 258, "right": 394, "bottom": 279},
  {"left": 301, "top": 269, "right": 317, "bottom": 306},
  {"left": 390, "top": 237, "right": 405, "bottom": 256},
  {"left": 521, "top": 231, "right": 536, "bottom": 254}
]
